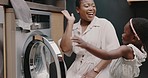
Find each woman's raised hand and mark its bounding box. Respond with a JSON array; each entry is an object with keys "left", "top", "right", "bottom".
[{"left": 61, "top": 10, "right": 75, "bottom": 23}]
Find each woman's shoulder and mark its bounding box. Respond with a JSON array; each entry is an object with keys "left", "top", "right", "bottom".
[
  {"left": 94, "top": 16, "right": 113, "bottom": 27},
  {"left": 72, "top": 21, "right": 80, "bottom": 30},
  {"left": 94, "top": 16, "right": 111, "bottom": 23}
]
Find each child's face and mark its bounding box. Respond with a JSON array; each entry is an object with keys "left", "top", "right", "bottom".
[{"left": 122, "top": 22, "right": 135, "bottom": 45}]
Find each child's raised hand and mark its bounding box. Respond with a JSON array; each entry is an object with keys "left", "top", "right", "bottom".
[
  {"left": 71, "top": 35, "right": 88, "bottom": 48},
  {"left": 61, "top": 10, "right": 75, "bottom": 23}
]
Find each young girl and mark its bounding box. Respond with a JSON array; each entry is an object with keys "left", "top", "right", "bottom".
[{"left": 72, "top": 18, "right": 148, "bottom": 78}]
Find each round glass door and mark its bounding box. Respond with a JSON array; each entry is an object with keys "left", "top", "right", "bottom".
[{"left": 24, "top": 39, "right": 60, "bottom": 78}]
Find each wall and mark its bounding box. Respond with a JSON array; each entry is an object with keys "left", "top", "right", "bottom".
[{"left": 131, "top": 2, "right": 148, "bottom": 19}]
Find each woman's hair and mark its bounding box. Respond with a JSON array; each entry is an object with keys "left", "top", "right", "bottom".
[
  {"left": 132, "top": 18, "right": 148, "bottom": 52},
  {"left": 75, "top": 0, "right": 95, "bottom": 8}
]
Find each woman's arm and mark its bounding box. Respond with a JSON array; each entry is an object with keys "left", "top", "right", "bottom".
[
  {"left": 60, "top": 10, "right": 75, "bottom": 53},
  {"left": 82, "top": 60, "right": 111, "bottom": 78},
  {"left": 93, "top": 60, "right": 111, "bottom": 73}
]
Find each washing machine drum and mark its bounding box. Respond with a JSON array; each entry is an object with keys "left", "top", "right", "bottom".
[{"left": 23, "top": 36, "right": 65, "bottom": 78}]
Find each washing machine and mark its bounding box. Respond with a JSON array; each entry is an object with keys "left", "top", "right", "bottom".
[
  {"left": 6, "top": 8, "right": 66, "bottom": 78},
  {"left": 0, "top": 6, "right": 4, "bottom": 78}
]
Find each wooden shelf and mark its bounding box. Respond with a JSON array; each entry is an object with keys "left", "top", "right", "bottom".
[
  {"left": 127, "top": 0, "right": 148, "bottom": 5},
  {"left": 128, "top": 0, "right": 148, "bottom": 3},
  {"left": 26, "top": 1, "right": 65, "bottom": 12},
  {"left": 0, "top": 0, "right": 65, "bottom": 12},
  {"left": 127, "top": 0, "right": 148, "bottom": 1},
  {"left": 0, "top": 0, "right": 9, "bottom": 5}
]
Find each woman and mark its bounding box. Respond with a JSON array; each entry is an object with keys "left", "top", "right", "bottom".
[{"left": 59, "top": 0, "right": 120, "bottom": 78}]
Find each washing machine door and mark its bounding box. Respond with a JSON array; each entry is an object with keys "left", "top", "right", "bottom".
[{"left": 24, "top": 35, "right": 63, "bottom": 78}]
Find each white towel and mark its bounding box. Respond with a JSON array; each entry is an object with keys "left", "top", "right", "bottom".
[
  {"left": 16, "top": 19, "right": 32, "bottom": 30},
  {"left": 36, "top": 70, "right": 49, "bottom": 78},
  {"left": 10, "top": 0, "right": 32, "bottom": 30},
  {"left": 0, "top": 6, "right": 4, "bottom": 23}
]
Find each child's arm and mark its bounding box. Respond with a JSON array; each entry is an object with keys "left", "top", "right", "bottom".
[{"left": 71, "top": 35, "right": 132, "bottom": 60}]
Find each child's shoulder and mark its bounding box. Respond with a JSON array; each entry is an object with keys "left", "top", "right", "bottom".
[
  {"left": 119, "top": 45, "right": 131, "bottom": 52},
  {"left": 118, "top": 45, "right": 133, "bottom": 59}
]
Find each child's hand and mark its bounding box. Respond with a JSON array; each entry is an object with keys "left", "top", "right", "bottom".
[
  {"left": 71, "top": 35, "right": 88, "bottom": 49},
  {"left": 61, "top": 10, "right": 75, "bottom": 23}
]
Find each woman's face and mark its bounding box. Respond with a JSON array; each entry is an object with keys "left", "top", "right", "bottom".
[
  {"left": 122, "top": 22, "right": 135, "bottom": 45},
  {"left": 76, "top": 0, "right": 96, "bottom": 22}
]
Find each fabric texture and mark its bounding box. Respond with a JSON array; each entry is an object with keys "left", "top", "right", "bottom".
[
  {"left": 110, "top": 44, "right": 147, "bottom": 78},
  {"left": 10, "top": 0, "right": 32, "bottom": 23},
  {"left": 0, "top": 6, "right": 4, "bottom": 23},
  {"left": 63, "top": 16, "right": 120, "bottom": 78}
]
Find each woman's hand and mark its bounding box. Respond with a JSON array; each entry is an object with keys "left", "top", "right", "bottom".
[
  {"left": 81, "top": 70, "right": 98, "bottom": 78},
  {"left": 61, "top": 10, "right": 75, "bottom": 23}
]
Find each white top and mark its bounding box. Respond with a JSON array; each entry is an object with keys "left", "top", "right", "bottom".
[
  {"left": 110, "top": 44, "right": 147, "bottom": 78},
  {"left": 64, "top": 16, "right": 120, "bottom": 78}
]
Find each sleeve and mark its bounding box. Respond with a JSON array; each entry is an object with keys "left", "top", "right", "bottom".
[
  {"left": 58, "top": 38, "right": 73, "bottom": 57},
  {"left": 101, "top": 19, "right": 120, "bottom": 51}
]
